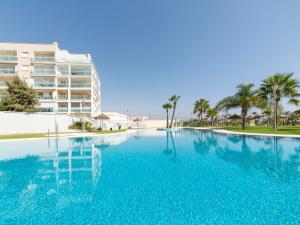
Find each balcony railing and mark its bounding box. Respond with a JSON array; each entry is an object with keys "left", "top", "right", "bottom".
[
  {"left": 0, "top": 55, "right": 17, "bottom": 61},
  {"left": 56, "top": 58, "right": 91, "bottom": 64},
  {"left": 33, "top": 83, "right": 55, "bottom": 88},
  {"left": 71, "top": 95, "right": 91, "bottom": 100},
  {"left": 0, "top": 68, "right": 16, "bottom": 74},
  {"left": 71, "top": 71, "right": 91, "bottom": 76},
  {"left": 0, "top": 83, "right": 7, "bottom": 88},
  {"left": 57, "top": 108, "right": 68, "bottom": 113},
  {"left": 57, "top": 83, "right": 69, "bottom": 88},
  {"left": 71, "top": 107, "right": 91, "bottom": 113},
  {"left": 32, "top": 69, "right": 56, "bottom": 75},
  {"left": 57, "top": 70, "right": 69, "bottom": 76},
  {"left": 39, "top": 108, "right": 54, "bottom": 112},
  {"left": 32, "top": 57, "right": 55, "bottom": 62},
  {"left": 38, "top": 96, "right": 54, "bottom": 100},
  {"left": 71, "top": 83, "right": 91, "bottom": 88},
  {"left": 57, "top": 96, "right": 68, "bottom": 100}
]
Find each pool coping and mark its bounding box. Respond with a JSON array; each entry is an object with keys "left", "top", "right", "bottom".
[
  {"left": 0, "top": 129, "right": 136, "bottom": 142},
  {"left": 212, "top": 129, "right": 300, "bottom": 138}
]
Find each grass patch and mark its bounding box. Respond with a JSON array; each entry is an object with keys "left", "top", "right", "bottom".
[
  {"left": 0, "top": 133, "right": 48, "bottom": 140},
  {"left": 221, "top": 126, "right": 300, "bottom": 135},
  {"left": 91, "top": 129, "right": 128, "bottom": 134}
]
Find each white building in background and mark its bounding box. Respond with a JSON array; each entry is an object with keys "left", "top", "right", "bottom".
[{"left": 0, "top": 42, "right": 101, "bottom": 116}]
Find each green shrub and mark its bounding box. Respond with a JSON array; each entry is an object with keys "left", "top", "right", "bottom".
[{"left": 69, "top": 121, "right": 93, "bottom": 130}]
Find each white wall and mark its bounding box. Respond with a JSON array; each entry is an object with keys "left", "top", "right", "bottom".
[
  {"left": 129, "top": 120, "right": 166, "bottom": 128},
  {"left": 0, "top": 112, "right": 79, "bottom": 134},
  {"left": 144, "top": 120, "right": 166, "bottom": 128},
  {"left": 0, "top": 112, "right": 168, "bottom": 134}
]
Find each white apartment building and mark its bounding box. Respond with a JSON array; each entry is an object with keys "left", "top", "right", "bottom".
[{"left": 0, "top": 42, "right": 101, "bottom": 116}]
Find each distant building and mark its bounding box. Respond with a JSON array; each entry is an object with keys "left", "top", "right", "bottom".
[{"left": 0, "top": 42, "right": 101, "bottom": 116}]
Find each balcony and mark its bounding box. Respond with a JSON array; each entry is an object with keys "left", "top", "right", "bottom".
[
  {"left": 32, "top": 69, "right": 56, "bottom": 76},
  {"left": 57, "top": 70, "right": 69, "bottom": 76},
  {"left": 57, "top": 95, "right": 68, "bottom": 100},
  {"left": 57, "top": 108, "right": 68, "bottom": 113},
  {"left": 71, "top": 83, "right": 91, "bottom": 88},
  {"left": 71, "top": 71, "right": 91, "bottom": 76},
  {"left": 38, "top": 96, "right": 54, "bottom": 100},
  {"left": 57, "top": 83, "right": 69, "bottom": 88},
  {"left": 71, "top": 107, "right": 91, "bottom": 113},
  {"left": 31, "top": 57, "right": 55, "bottom": 63},
  {"left": 33, "top": 82, "right": 55, "bottom": 88},
  {"left": 0, "top": 68, "right": 16, "bottom": 74},
  {"left": 0, "top": 55, "right": 17, "bottom": 61},
  {"left": 71, "top": 95, "right": 91, "bottom": 100},
  {"left": 39, "top": 108, "right": 54, "bottom": 112}
]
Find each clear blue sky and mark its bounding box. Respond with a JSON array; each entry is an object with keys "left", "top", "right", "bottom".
[{"left": 1, "top": 0, "right": 300, "bottom": 119}]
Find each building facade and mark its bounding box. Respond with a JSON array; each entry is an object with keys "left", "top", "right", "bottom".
[{"left": 0, "top": 42, "right": 101, "bottom": 116}]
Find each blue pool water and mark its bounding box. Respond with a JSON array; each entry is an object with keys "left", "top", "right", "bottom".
[{"left": 1, "top": 129, "right": 300, "bottom": 225}]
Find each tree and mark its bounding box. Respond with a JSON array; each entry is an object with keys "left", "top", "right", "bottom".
[
  {"left": 193, "top": 99, "right": 209, "bottom": 127},
  {"left": 282, "top": 111, "right": 290, "bottom": 126},
  {"left": 262, "top": 108, "right": 272, "bottom": 126},
  {"left": 0, "top": 77, "right": 38, "bottom": 112},
  {"left": 206, "top": 108, "right": 218, "bottom": 127},
  {"left": 216, "top": 83, "right": 257, "bottom": 129},
  {"left": 290, "top": 112, "right": 299, "bottom": 126},
  {"left": 169, "top": 95, "right": 180, "bottom": 128},
  {"left": 162, "top": 103, "right": 172, "bottom": 128},
  {"left": 258, "top": 73, "right": 300, "bottom": 130}
]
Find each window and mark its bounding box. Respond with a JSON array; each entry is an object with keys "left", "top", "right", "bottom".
[{"left": 21, "top": 52, "right": 29, "bottom": 58}]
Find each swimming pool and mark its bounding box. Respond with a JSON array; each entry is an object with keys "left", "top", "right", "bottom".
[{"left": 0, "top": 128, "right": 300, "bottom": 225}]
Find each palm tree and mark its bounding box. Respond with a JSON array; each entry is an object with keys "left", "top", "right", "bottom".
[
  {"left": 216, "top": 83, "right": 257, "bottom": 129},
  {"left": 206, "top": 108, "right": 218, "bottom": 127},
  {"left": 193, "top": 99, "right": 209, "bottom": 127},
  {"left": 169, "top": 95, "right": 180, "bottom": 128},
  {"left": 258, "top": 73, "right": 300, "bottom": 130},
  {"left": 162, "top": 103, "right": 172, "bottom": 128}
]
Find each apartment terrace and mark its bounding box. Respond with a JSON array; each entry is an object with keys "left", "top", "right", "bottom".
[
  {"left": 0, "top": 50, "right": 17, "bottom": 63},
  {"left": 31, "top": 51, "right": 55, "bottom": 63}
]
